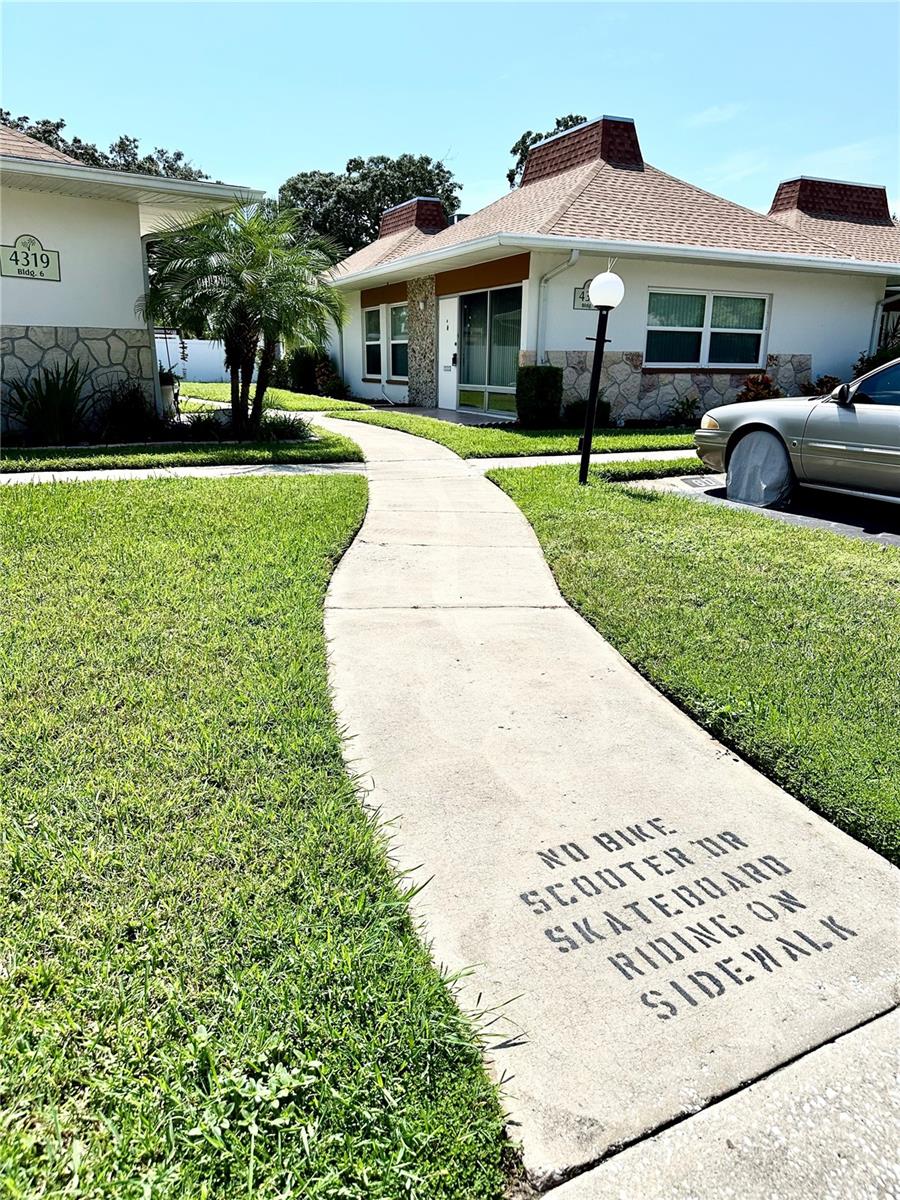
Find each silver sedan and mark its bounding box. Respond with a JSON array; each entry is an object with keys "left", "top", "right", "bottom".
[{"left": 694, "top": 357, "right": 900, "bottom": 507}]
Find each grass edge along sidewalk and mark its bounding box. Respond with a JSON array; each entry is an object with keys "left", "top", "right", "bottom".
[
  {"left": 0, "top": 429, "right": 363, "bottom": 473},
  {"left": 330, "top": 408, "right": 695, "bottom": 458},
  {"left": 489, "top": 461, "right": 900, "bottom": 863},
  {"left": 180, "top": 380, "right": 370, "bottom": 412},
  {"left": 0, "top": 474, "right": 507, "bottom": 1198}
]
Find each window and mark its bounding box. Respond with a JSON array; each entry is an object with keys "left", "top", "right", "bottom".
[
  {"left": 389, "top": 304, "right": 408, "bottom": 378},
  {"left": 364, "top": 308, "right": 381, "bottom": 377},
  {"left": 854, "top": 362, "right": 900, "bottom": 405},
  {"left": 645, "top": 290, "right": 767, "bottom": 367},
  {"left": 458, "top": 286, "right": 522, "bottom": 412}
]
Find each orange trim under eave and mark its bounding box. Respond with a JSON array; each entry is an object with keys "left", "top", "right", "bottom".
[
  {"left": 435, "top": 253, "right": 531, "bottom": 297},
  {"left": 361, "top": 281, "right": 409, "bottom": 307}
]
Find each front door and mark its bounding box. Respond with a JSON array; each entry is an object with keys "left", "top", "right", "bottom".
[
  {"left": 438, "top": 296, "right": 458, "bottom": 409},
  {"left": 458, "top": 286, "right": 521, "bottom": 416},
  {"left": 801, "top": 363, "right": 900, "bottom": 493}
]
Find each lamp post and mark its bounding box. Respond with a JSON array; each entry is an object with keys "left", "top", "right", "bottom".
[{"left": 578, "top": 271, "right": 625, "bottom": 485}]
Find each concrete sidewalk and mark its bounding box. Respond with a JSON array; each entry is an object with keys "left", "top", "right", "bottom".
[
  {"left": 0, "top": 442, "right": 687, "bottom": 486},
  {"left": 312, "top": 414, "right": 899, "bottom": 1195}
]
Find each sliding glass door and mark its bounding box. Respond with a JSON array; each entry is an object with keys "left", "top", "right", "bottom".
[{"left": 458, "top": 286, "right": 521, "bottom": 414}]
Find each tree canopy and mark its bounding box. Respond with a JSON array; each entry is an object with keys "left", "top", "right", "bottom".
[
  {"left": 279, "top": 154, "right": 461, "bottom": 256},
  {"left": 0, "top": 110, "right": 208, "bottom": 180},
  {"left": 507, "top": 114, "right": 587, "bottom": 187}
]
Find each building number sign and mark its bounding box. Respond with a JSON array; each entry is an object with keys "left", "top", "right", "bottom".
[
  {"left": 1, "top": 234, "right": 61, "bottom": 282},
  {"left": 573, "top": 281, "right": 595, "bottom": 310}
]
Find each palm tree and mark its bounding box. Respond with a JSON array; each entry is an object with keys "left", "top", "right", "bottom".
[{"left": 139, "top": 205, "right": 345, "bottom": 436}]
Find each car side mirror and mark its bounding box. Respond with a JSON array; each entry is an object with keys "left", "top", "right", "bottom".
[{"left": 830, "top": 383, "right": 852, "bottom": 407}]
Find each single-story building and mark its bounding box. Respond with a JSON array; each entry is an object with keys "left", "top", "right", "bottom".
[
  {"left": 0, "top": 127, "right": 262, "bottom": 408},
  {"left": 331, "top": 116, "right": 900, "bottom": 420}
]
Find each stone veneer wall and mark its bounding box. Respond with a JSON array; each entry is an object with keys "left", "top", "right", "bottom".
[
  {"left": 406, "top": 276, "right": 437, "bottom": 406},
  {"left": 546, "top": 350, "right": 643, "bottom": 420},
  {"left": 1, "top": 325, "right": 156, "bottom": 406},
  {"left": 546, "top": 350, "right": 813, "bottom": 422}
]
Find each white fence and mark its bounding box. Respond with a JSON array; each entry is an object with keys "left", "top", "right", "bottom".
[{"left": 155, "top": 332, "right": 255, "bottom": 383}]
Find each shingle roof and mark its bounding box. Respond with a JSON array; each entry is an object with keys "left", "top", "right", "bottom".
[
  {"left": 333, "top": 226, "right": 436, "bottom": 277},
  {"left": 0, "top": 126, "right": 81, "bottom": 165},
  {"left": 335, "top": 123, "right": 900, "bottom": 280},
  {"left": 767, "top": 178, "right": 900, "bottom": 265}
]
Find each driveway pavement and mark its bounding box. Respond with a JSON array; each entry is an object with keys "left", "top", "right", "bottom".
[
  {"left": 634, "top": 472, "right": 900, "bottom": 545},
  {"left": 311, "top": 414, "right": 898, "bottom": 1195}
]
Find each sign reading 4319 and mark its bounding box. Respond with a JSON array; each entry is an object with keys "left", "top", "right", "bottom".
[{"left": 1, "top": 233, "right": 61, "bottom": 282}]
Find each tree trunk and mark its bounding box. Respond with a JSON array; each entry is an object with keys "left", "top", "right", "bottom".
[
  {"left": 251, "top": 337, "right": 276, "bottom": 433},
  {"left": 229, "top": 364, "right": 243, "bottom": 438},
  {"left": 239, "top": 356, "right": 254, "bottom": 439}
]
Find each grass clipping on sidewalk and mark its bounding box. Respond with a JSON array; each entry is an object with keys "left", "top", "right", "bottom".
[
  {"left": 0, "top": 475, "right": 506, "bottom": 1198},
  {"left": 491, "top": 463, "right": 900, "bottom": 863}
]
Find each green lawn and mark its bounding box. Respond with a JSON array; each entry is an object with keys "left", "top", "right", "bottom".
[
  {"left": 180, "top": 381, "right": 370, "bottom": 412},
  {"left": 0, "top": 475, "right": 506, "bottom": 1197},
  {"left": 178, "top": 398, "right": 220, "bottom": 413},
  {"left": 330, "top": 409, "right": 695, "bottom": 457},
  {"left": 0, "top": 431, "right": 363, "bottom": 473},
  {"left": 490, "top": 465, "right": 900, "bottom": 863}
]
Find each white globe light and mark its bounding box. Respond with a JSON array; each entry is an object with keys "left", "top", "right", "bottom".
[{"left": 588, "top": 271, "right": 625, "bottom": 310}]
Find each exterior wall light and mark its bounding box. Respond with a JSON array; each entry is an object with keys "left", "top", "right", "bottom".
[{"left": 579, "top": 271, "right": 625, "bottom": 485}]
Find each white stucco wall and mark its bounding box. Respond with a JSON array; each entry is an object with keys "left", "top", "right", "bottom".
[
  {"left": 342, "top": 291, "right": 409, "bottom": 402},
  {"left": 528, "top": 251, "right": 885, "bottom": 380},
  {"left": 1, "top": 186, "right": 146, "bottom": 329}
]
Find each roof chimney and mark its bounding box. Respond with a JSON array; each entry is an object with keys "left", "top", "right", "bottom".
[
  {"left": 377, "top": 197, "right": 449, "bottom": 239},
  {"left": 769, "top": 177, "right": 891, "bottom": 224},
  {"left": 521, "top": 116, "right": 643, "bottom": 186}
]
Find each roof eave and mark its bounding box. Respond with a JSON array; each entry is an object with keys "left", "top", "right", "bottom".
[
  {"left": 0, "top": 154, "right": 264, "bottom": 205},
  {"left": 333, "top": 231, "right": 897, "bottom": 289}
]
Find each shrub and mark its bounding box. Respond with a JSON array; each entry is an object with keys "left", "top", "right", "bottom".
[
  {"left": 270, "top": 348, "right": 347, "bottom": 398},
  {"left": 184, "top": 411, "right": 227, "bottom": 441},
  {"left": 516, "top": 365, "right": 562, "bottom": 429},
  {"left": 95, "top": 379, "right": 172, "bottom": 443},
  {"left": 666, "top": 392, "right": 700, "bottom": 425},
  {"left": 271, "top": 347, "right": 319, "bottom": 394},
  {"left": 314, "top": 357, "right": 348, "bottom": 400},
  {"left": 4, "top": 361, "right": 95, "bottom": 445},
  {"left": 560, "top": 392, "right": 611, "bottom": 429},
  {"left": 800, "top": 374, "right": 843, "bottom": 397},
  {"left": 853, "top": 333, "right": 900, "bottom": 378},
  {"left": 735, "top": 373, "right": 785, "bottom": 403},
  {"left": 256, "top": 413, "right": 312, "bottom": 442}
]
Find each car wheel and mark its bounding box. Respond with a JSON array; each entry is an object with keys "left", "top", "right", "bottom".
[{"left": 726, "top": 430, "right": 795, "bottom": 509}]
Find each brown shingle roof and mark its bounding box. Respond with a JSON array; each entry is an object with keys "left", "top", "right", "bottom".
[
  {"left": 333, "top": 226, "right": 436, "bottom": 277},
  {"left": 334, "top": 120, "right": 900, "bottom": 280},
  {"left": 549, "top": 161, "right": 844, "bottom": 255},
  {"left": 0, "top": 126, "right": 81, "bottom": 165},
  {"left": 383, "top": 158, "right": 845, "bottom": 260},
  {"left": 768, "top": 178, "right": 900, "bottom": 265}
]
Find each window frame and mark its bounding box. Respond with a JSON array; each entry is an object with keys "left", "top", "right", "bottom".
[
  {"left": 644, "top": 287, "right": 770, "bottom": 370},
  {"left": 388, "top": 302, "right": 409, "bottom": 381},
  {"left": 456, "top": 283, "right": 523, "bottom": 412},
  {"left": 363, "top": 306, "right": 382, "bottom": 380}
]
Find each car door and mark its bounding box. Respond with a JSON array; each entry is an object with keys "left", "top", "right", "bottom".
[{"left": 801, "top": 362, "right": 900, "bottom": 494}]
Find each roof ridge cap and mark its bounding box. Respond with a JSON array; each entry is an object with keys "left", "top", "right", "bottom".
[
  {"left": 537, "top": 158, "right": 610, "bottom": 236},
  {"left": 644, "top": 162, "right": 848, "bottom": 258}
]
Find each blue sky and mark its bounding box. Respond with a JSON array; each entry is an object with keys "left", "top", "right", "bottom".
[{"left": 3, "top": 2, "right": 898, "bottom": 216}]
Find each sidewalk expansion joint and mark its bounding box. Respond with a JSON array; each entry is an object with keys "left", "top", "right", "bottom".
[{"left": 535, "top": 1002, "right": 900, "bottom": 1196}]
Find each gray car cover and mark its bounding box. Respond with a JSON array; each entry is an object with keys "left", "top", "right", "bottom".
[{"left": 726, "top": 430, "right": 794, "bottom": 508}]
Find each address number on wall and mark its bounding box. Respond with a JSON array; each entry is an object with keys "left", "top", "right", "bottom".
[{"left": 1, "top": 233, "right": 61, "bottom": 282}]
